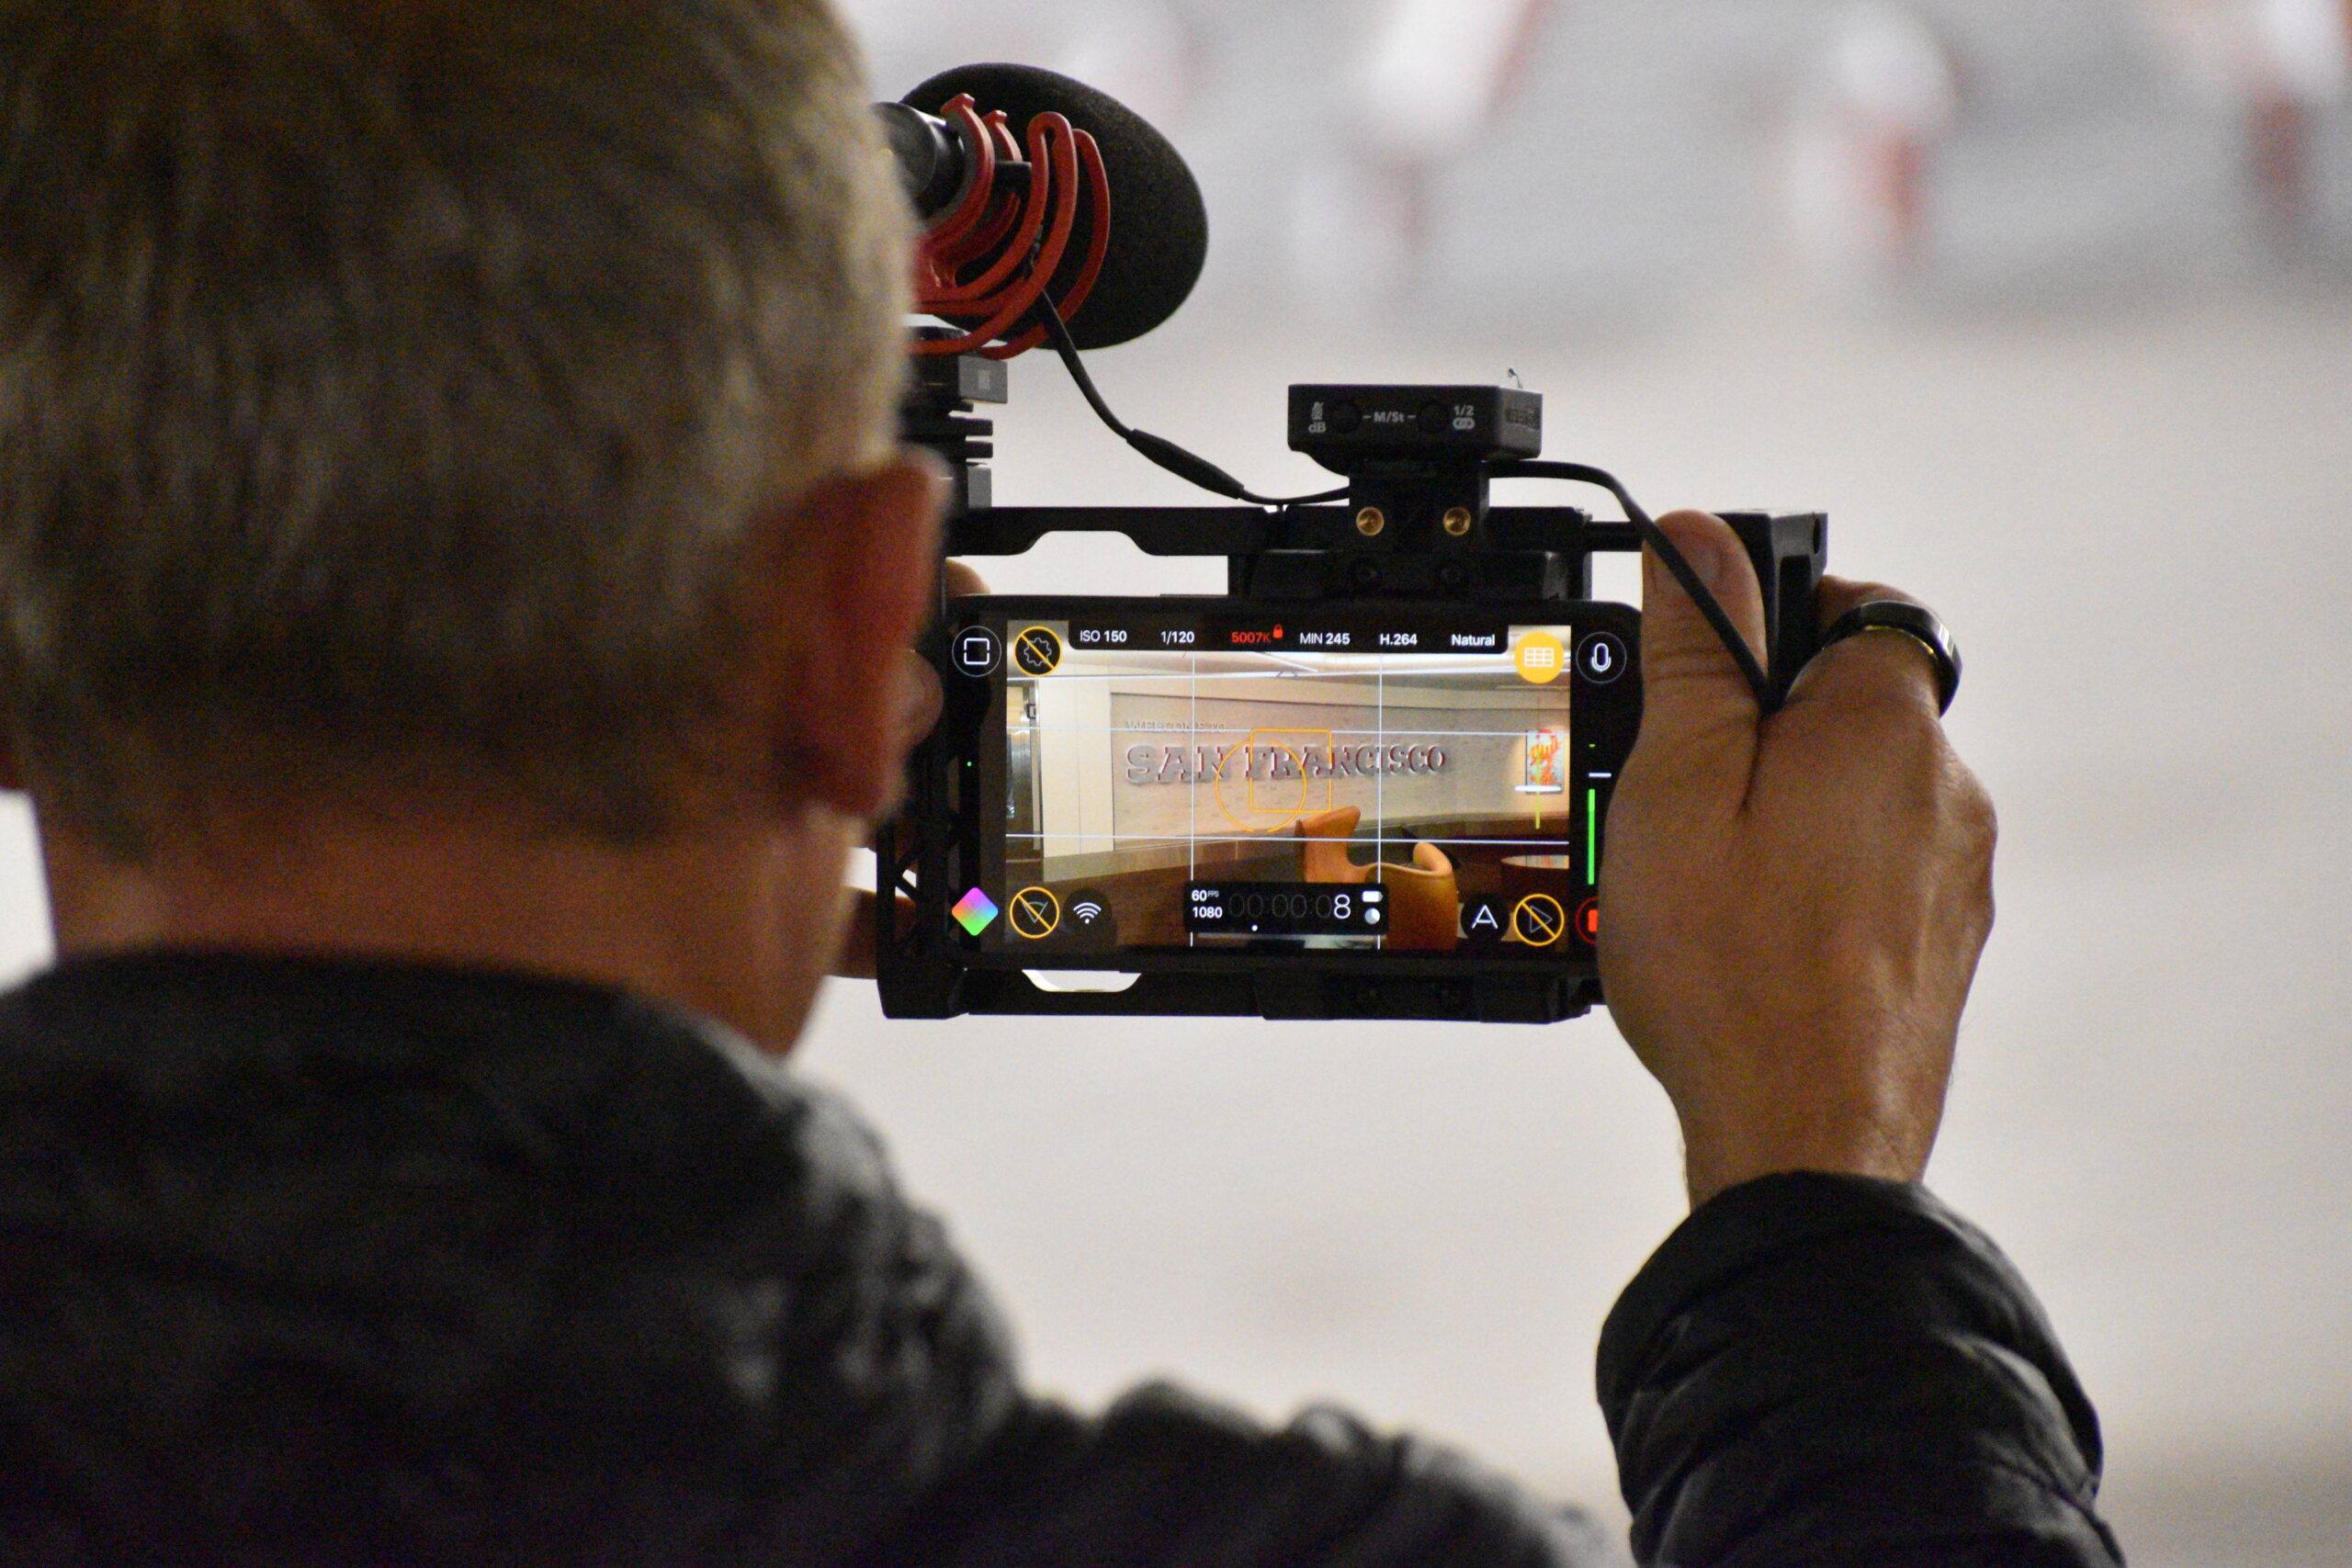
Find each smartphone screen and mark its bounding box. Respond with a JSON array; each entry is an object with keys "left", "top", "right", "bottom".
[{"left": 942, "top": 597, "right": 1639, "bottom": 964}]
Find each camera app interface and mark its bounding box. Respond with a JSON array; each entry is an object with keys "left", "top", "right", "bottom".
[{"left": 956, "top": 605, "right": 1629, "bottom": 957}]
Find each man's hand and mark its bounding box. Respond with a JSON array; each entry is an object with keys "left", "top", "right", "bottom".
[
  {"left": 831, "top": 561, "right": 989, "bottom": 981},
  {"left": 1598, "top": 512, "right": 1996, "bottom": 1207}
]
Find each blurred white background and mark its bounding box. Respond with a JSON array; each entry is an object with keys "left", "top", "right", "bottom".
[{"left": 6, "top": 0, "right": 2350, "bottom": 1562}]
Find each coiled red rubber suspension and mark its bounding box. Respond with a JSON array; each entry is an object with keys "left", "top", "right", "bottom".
[{"left": 911, "top": 95, "right": 1110, "bottom": 360}]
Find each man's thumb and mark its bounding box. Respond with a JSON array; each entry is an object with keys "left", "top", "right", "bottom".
[{"left": 1637, "top": 510, "right": 1771, "bottom": 770}]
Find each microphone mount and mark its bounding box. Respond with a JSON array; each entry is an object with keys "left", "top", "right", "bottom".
[{"left": 899, "top": 95, "right": 1108, "bottom": 361}]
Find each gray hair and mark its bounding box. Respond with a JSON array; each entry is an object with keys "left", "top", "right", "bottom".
[{"left": 0, "top": 0, "right": 912, "bottom": 856}]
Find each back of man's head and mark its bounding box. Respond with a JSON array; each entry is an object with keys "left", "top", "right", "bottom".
[{"left": 0, "top": 0, "right": 910, "bottom": 859}]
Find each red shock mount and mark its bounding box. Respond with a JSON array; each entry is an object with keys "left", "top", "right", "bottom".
[{"left": 911, "top": 95, "right": 1111, "bottom": 359}]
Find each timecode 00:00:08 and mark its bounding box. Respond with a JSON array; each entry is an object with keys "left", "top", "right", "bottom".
[{"left": 1227, "top": 892, "right": 1351, "bottom": 920}]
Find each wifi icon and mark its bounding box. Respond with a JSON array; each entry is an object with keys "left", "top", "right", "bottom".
[{"left": 1069, "top": 895, "right": 1109, "bottom": 930}]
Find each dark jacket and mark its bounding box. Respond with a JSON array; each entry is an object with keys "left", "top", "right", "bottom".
[{"left": 0, "top": 952, "right": 2121, "bottom": 1565}]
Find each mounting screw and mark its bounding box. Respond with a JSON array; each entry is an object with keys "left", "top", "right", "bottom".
[
  {"left": 1355, "top": 506, "right": 1386, "bottom": 537},
  {"left": 1442, "top": 507, "right": 1475, "bottom": 536}
]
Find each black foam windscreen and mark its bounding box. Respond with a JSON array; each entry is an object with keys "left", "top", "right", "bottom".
[{"left": 904, "top": 63, "right": 1208, "bottom": 351}]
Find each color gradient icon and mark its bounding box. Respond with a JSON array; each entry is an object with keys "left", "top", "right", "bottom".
[{"left": 951, "top": 887, "right": 1001, "bottom": 936}]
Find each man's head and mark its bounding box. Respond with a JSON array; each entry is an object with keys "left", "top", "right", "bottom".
[
  {"left": 0, "top": 0, "right": 928, "bottom": 851},
  {"left": 0, "top": 0, "right": 943, "bottom": 1039}
]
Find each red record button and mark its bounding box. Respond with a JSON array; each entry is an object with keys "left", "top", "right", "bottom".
[{"left": 1575, "top": 897, "right": 1600, "bottom": 944}]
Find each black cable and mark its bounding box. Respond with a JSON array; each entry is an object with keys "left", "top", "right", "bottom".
[
  {"left": 1035, "top": 299, "right": 1350, "bottom": 510},
  {"left": 1493, "top": 459, "right": 1777, "bottom": 713}
]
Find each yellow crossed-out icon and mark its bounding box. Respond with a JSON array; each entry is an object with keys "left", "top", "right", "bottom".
[
  {"left": 1012, "top": 626, "right": 1063, "bottom": 676},
  {"left": 1009, "top": 886, "right": 1062, "bottom": 940},
  {"left": 1511, "top": 894, "right": 1566, "bottom": 947}
]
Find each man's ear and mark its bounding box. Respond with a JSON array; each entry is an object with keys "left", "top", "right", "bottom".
[{"left": 750, "top": 451, "right": 946, "bottom": 821}]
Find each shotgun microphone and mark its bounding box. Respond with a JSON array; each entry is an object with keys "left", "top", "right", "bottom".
[{"left": 875, "top": 63, "right": 1208, "bottom": 355}]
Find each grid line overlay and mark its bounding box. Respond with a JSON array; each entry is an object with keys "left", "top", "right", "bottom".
[{"left": 1007, "top": 640, "right": 1576, "bottom": 951}]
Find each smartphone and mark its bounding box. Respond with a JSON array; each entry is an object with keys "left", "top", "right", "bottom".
[{"left": 928, "top": 595, "right": 1640, "bottom": 987}]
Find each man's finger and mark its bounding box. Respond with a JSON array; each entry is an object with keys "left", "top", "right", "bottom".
[
  {"left": 899, "top": 649, "right": 944, "bottom": 747},
  {"left": 1635, "top": 510, "right": 1772, "bottom": 780},
  {"left": 1789, "top": 577, "right": 1947, "bottom": 721},
  {"left": 846, "top": 561, "right": 987, "bottom": 983},
  {"left": 831, "top": 890, "right": 919, "bottom": 979},
  {"left": 834, "top": 889, "right": 878, "bottom": 979}
]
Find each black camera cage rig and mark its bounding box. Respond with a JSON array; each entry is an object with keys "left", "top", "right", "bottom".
[{"left": 876, "top": 354, "right": 1828, "bottom": 1025}]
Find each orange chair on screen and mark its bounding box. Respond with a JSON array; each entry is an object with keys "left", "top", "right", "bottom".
[
  {"left": 1378, "top": 840, "right": 1459, "bottom": 951},
  {"left": 1295, "top": 808, "right": 1459, "bottom": 950},
  {"left": 1296, "top": 806, "right": 1372, "bottom": 884}
]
